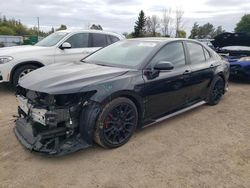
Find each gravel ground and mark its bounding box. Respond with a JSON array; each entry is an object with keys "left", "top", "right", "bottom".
[{"left": 0, "top": 82, "right": 250, "bottom": 188}]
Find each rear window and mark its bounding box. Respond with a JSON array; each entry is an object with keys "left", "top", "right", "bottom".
[
  {"left": 107, "top": 35, "right": 120, "bottom": 45},
  {"left": 187, "top": 42, "right": 206, "bottom": 64},
  {"left": 91, "top": 33, "right": 107, "bottom": 47},
  {"left": 110, "top": 35, "right": 120, "bottom": 43},
  {"left": 204, "top": 48, "right": 211, "bottom": 60}
]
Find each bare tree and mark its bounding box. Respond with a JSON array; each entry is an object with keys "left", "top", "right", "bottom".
[
  {"left": 175, "top": 7, "right": 184, "bottom": 37},
  {"left": 151, "top": 15, "right": 160, "bottom": 36},
  {"left": 146, "top": 15, "right": 160, "bottom": 36},
  {"left": 145, "top": 16, "right": 153, "bottom": 33},
  {"left": 161, "top": 8, "right": 172, "bottom": 37}
]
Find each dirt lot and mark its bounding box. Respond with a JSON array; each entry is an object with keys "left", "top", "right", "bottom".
[{"left": 0, "top": 82, "right": 250, "bottom": 188}]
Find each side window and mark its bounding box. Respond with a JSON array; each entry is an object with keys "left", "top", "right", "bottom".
[
  {"left": 106, "top": 35, "right": 112, "bottom": 45},
  {"left": 106, "top": 35, "right": 120, "bottom": 45},
  {"left": 91, "top": 33, "right": 107, "bottom": 47},
  {"left": 151, "top": 42, "right": 186, "bottom": 67},
  {"left": 109, "top": 35, "right": 120, "bottom": 43},
  {"left": 187, "top": 42, "right": 206, "bottom": 64},
  {"left": 203, "top": 48, "right": 211, "bottom": 60},
  {"left": 65, "top": 33, "right": 89, "bottom": 48}
]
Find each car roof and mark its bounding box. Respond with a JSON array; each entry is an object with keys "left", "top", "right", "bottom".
[
  {"left": 56, "top": 29, "right": 124, "bottom": 39},
  {"left": 127, "top": 37, "right": 200, "bottom": 44}
]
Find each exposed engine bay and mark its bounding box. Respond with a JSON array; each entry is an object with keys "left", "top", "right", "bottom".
[
  {"left": 211, "top": 32, "right": 250, "bottom": 78},
  {"left": 14, "top": 87, "right": 99, "bottom": 155}
]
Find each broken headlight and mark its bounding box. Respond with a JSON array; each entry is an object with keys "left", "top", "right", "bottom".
[{"left": 54, "top": 91, "right": 96, "bottom": 107}]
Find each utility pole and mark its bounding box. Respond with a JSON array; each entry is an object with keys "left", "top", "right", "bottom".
[{"left": 37, "top": 17, "right": 40, "bottom": 39}]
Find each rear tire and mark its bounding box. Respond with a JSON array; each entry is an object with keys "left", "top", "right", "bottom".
[
  {"left": 94, "top": 97, "right": 138, "bottom": 148},
  {"left": 12, "top": 65, "right": 38, "bottom": 86},
  {"left": 206, "top": 76, "right": 225, "bottom": 105}
]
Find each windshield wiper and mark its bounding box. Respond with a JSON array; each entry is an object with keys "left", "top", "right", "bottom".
[
  {"left": 95, "top": 63, "right": 114, "bottom": 67},
  {"left": 81, "top": 60, "right": 114, "bottom": 67}
]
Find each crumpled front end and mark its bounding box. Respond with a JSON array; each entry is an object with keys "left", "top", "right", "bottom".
[{"left": 14, "top": 87, "right": 97, "bottom": 155}]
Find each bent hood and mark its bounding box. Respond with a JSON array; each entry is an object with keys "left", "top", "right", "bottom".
[
  {"left": 212, "top": 32, "right": 250, "bottom": 48},
  {"left": 19, "top": 62, "right": 130, "bottom": 94}
]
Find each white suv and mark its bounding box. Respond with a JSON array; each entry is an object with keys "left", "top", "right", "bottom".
[{"left": 0, "top": 30, "right": 124, "bottom": 85}]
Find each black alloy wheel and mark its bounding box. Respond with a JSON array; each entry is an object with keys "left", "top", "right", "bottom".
[
  {"left": 95, "top": 97, "right": 138, "bottom": 148},
  {"left": 207, "top": 76, "right": 225, "bottom": 105},
  {"left": 212, "top": 80, "right": 224, "bottom": 102}
]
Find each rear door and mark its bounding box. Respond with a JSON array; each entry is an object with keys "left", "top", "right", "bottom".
[
  {"left": 54, "top": 33, "right": 91, "bottom": 63},
  {"left": 185, "top": 41, "right": 215, "bottom": 101},
  {"left": 143, "top": 41, "right": 193, "bottom": 119}
]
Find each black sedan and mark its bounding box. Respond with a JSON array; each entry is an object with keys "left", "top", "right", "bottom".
[{"left": 15, "top": 38, "right": 230, "bottom": 155}]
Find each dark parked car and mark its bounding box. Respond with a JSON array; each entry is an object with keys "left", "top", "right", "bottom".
[
  {"left": 15, "top": 38, "right": 230, "bottom": 155},
  {"left": 212, "top": 32, "right": 250, "bottom": 79}
]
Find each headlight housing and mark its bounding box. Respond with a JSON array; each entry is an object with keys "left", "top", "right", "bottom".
[
  {"left": 239, "top": 56, "right": 250, "bottom": 62},
  {"left": 0, "top": 56, "right": 13, "bottom": 64}
]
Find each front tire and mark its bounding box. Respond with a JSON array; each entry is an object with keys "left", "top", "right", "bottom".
[
  {"left": 12, "top": 65, "right": 38, "bottom": 86},
  {"left": 206, "top": 76, "right": 225, "bottom": 105},
  {"left": 94, "top": 97, "right": 138, "bottom": 148}
]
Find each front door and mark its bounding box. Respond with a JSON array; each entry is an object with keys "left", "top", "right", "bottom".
[
  {"left": 142, "top": 41, "right": 193, "bottom": 119},
  {"left": 54, "top": 33, "right": 99, "bottom": 63}
]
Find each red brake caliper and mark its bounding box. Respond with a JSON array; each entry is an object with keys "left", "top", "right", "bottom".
[{"left": 104, "top": 113, "right": 112, "bottom": 129}]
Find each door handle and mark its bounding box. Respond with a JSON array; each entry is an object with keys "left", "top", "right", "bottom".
[
  {"left": 210, "top": 64, "right": 215, "bottom": 68},
  {"left": 183, "top": 70, "right": 192, "bottom": 75}
]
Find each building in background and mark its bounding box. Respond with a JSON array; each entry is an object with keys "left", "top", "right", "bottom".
[
  {"left": 0, "top": 35, "right": 23, "bottom": 47},
  {"left": 0, "top": 35, "right": 43, "bottom": 47}
]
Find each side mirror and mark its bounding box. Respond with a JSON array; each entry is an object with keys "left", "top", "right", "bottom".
[
  {"left": 60, "top": 42, "right": 71, "bottom": 49},
  {"left": 154, "top": 61, "right": 174, "bottom": 71}
]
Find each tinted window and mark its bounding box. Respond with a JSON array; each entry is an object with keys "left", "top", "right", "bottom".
[
  {"left": 110, "top": 35, "right": 120, "bottom": 43},
  {"left": 107, "top": 35, "right": 120, "bottom": 45},
  {"left": 187, "top": 42, "right": 206, "bottom": 64},
  {"left": 106, "top": 35, "right": 112, "bottom": 45},
  {"left": 151, "top": 42, "right": 186, "bottom": 67},
  {"left": 204, "top": 48, "right": 211, "bottom": 60},
  {"left": 65, "top": 33, "right": 89, "bottom": 48},
  {"left": 92, "top": 33, "right": 107, "bottom": 47}
]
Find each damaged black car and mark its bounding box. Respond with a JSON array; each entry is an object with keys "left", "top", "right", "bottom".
[
  {"left": 212, "top": 32, "right": 250, "bottom": 79},
  {"left": 15, "top": 38, "right": 230, "bottom": 155}
]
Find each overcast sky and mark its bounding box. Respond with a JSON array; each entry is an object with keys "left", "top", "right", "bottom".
[{"left": 1, "top": 0, "right": 250, "bottom": 36}]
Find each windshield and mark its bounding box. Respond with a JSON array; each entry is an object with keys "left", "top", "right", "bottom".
[
  {"left": 83, "top": 40, "right": 158, "bottom": 68},
  {"left": 35, "top": 32, "right": 68, "bottom": 47}
]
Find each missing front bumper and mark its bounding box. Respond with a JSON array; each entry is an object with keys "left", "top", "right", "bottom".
[{"left": 14, "top": 118, "right": 90, "bottom": 156}]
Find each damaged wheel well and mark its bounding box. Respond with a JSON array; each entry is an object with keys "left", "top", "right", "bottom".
[
  {"left": 216, "top": 72, "right": 226, "bottom": 93},
  {"left": 217, "top": 72, "right": 225, "bottom": 83},
  {"left": 79, "top": 92, "right": 144, "bottom": 145}
]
